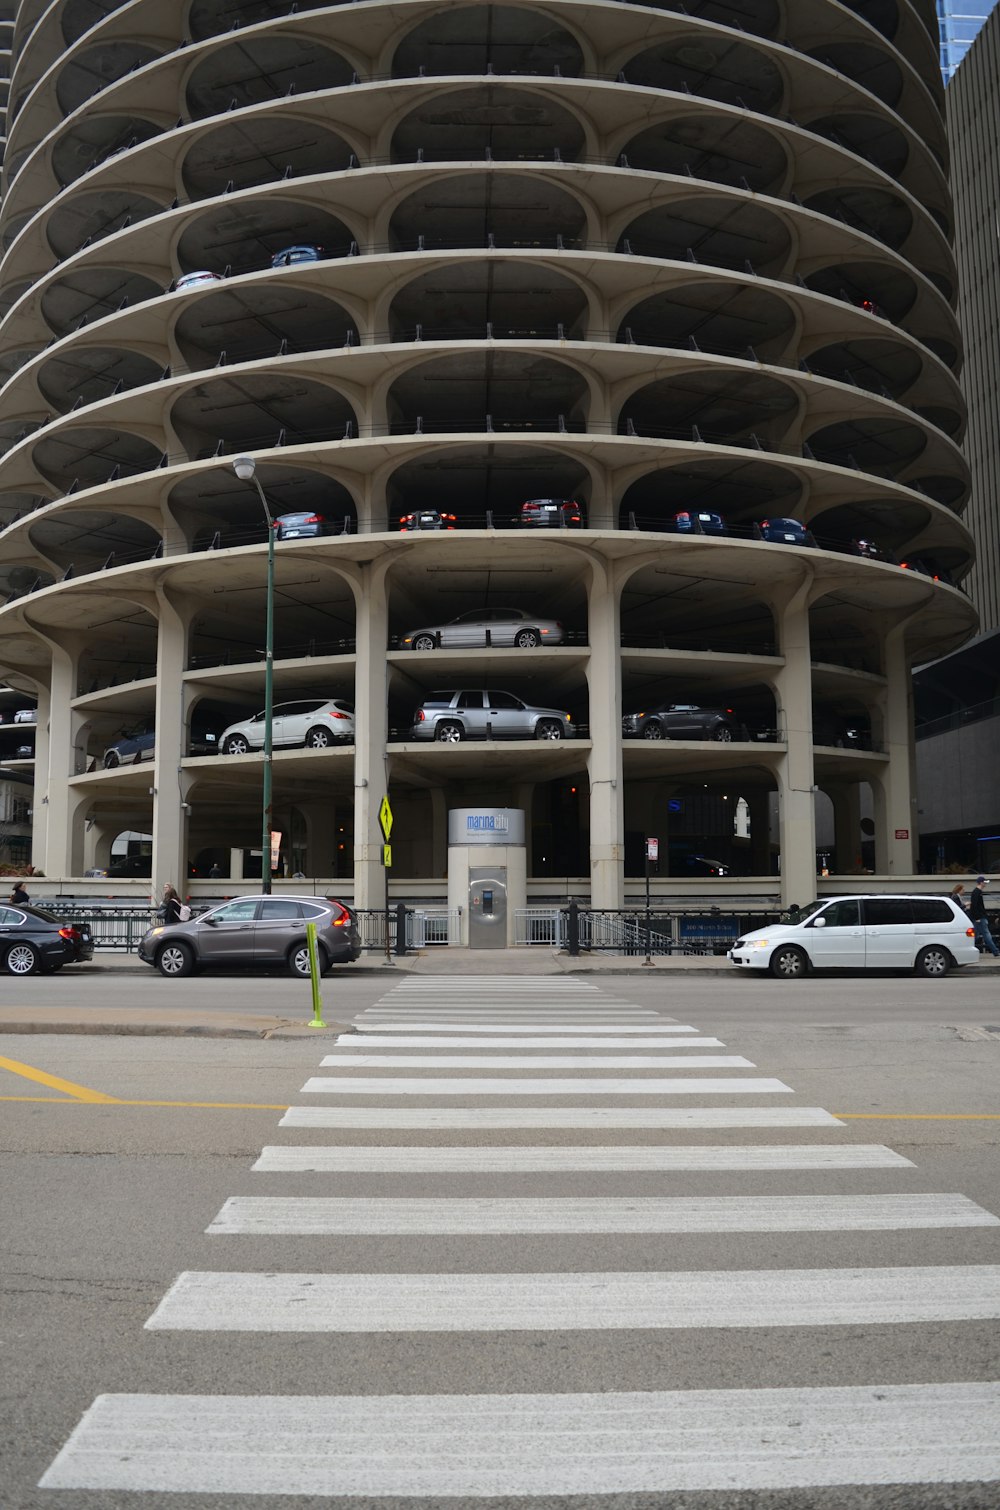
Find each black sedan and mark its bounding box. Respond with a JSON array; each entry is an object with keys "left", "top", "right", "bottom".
[
  {"left": 622, "top": 703, "right": 745, "bottom": 741},
  {"left": 0, "top": 903, "right": 94, "bottom": 974}
]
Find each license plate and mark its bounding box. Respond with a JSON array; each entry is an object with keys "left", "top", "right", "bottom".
[
  {"left": 284, "top": 529, "right": 303, "bottom": 538},
  {"left": 784, "top": 534, "right": 796, "bottom": 541}
]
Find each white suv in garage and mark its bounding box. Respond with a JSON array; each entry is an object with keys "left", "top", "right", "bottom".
[{"left": 729, "top": 894, "right": 977, "bottom": 979}]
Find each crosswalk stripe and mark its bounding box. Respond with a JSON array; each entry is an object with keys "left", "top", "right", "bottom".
[
  {"left": 206, "top": 1193, "right": 997, "bottom": 1235},
  {"left": 301, "top": 1076, "right": 792, "bottom": 1095},
  {"left": 352, "top": 1022, "right": 701, "bottom": 1033},
  {"left": 279, "top": 1106, "right": 844, "bottom": 1129},
  {"left": 39, "top": 1383, "right": 1000, "bottom": 1495},
  {"left": 146, "top": 1265, "right": 1000, "bottom": 1333},
  {"left": 343, "top": 1035, "right": 724, "bottom": 1047},
  {"left": 317, "top": 1053, "right": 754, "bottom": 1068},
  {"left": 252, "top": 1144, "right": 911, "bottom": 1172}
]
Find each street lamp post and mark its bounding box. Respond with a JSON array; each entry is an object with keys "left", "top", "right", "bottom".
[{"left": 232, "top": 455, "right": 275, "bottom": 894}]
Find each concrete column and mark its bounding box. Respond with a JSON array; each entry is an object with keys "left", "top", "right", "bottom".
[
  {"left": 151, "top": 584, "right": 193, "bottom": 891},
  {"left": 229, "top": 846, "right": 245, "bottom": 880},
  {"left": 83, "top": 820, "right": 115, "bottom": 873},
  {"left": 30, "top": 682, "right": 51, "bottom": 869},
  {"left": 771, "top": 572, "right": 817, "bottom": 906},
  {"left": 352, "top": 558, "right": 391, "bottom": 910},
  {"left": 872, "top": 621, "right": 917, "bottom": 873},
  {"left": 430, "top": 787, "right": 448, "bottom": 877},
  {"left": 586, "top": 556, "right": 624, "bottom": 908},
  {"left": 828, "top": 783, "right": 863, "bottom": 874},
  {"left": 24, "top": 627, "right": 87, "bottom": 877},
  {"left": 748, "top": 790, "right": 773, "bottom": 876},
  {"left": 297, "top": 799, "right": 340, "bottom": 877}
]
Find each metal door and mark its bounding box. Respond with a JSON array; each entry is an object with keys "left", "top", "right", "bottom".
[{"left": 469, "top": 867, "right": 507, "bottom": 949}]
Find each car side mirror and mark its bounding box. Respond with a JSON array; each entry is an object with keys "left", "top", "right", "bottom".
[
  {"left": 202, "top": 916, "right": 218, "bottom": 926},
  {"left": 812, "top": 917, "right": 826, "bottom": 927}
]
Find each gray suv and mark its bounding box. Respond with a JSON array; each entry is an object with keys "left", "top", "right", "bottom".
[
  {"left": 138, "top": 894, "right": 361, "bottom": 978},
  {"left": 410, "top": 689, "right": 576, "bottom": 742}
]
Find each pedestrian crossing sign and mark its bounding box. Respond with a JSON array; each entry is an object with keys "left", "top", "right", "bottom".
[
  {"left": 382, "top": 843, "right": 392, "bottom": 868},
  {"left": 379, "top": 795, "right": 393, "bottom": 840}
]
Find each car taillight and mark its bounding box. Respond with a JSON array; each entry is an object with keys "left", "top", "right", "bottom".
[
  {"left": 328, "top": 711, "right": 350, "bottom": 719},
  {"left": 967, "top": 927, "right": 976, "bottom": 937},
  {"left": 761, "top": 519, "right": 770, "bottom": 529},
  {"left": 327, "top": 902, "right": 350, "bottom": 926},
  {"left": 58, "top": 926, "right": 79, "bottom": 941},
  {"left": 304, "top": 514, "right": 323, "bottom": 524},
  {"left": 416, "top": 709, "right": 426, "bottom": 722}
]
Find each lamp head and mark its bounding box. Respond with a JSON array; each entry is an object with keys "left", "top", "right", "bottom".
[{"left": 232, "top": 455, "right": 256, "bottom": 482}]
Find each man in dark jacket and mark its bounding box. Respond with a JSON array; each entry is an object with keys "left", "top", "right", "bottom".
[{"left": 968, "top": 877, "right": 999, "bottom": 956}]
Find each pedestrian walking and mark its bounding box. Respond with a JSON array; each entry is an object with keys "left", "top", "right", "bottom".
[
  {"left": 8, "top": 879, "right": 29, "bottom": 905},
  {"left": 159, "top": 883, "right": 183, "bottom": 925},
  {"left": 968, "top": 877, "right": 999, "bottom": 956},
  {"left": 950, "top": 883, "right": 967, "bottom": 913}
]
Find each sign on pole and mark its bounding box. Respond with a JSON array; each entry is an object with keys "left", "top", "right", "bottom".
[
  {"left": 382, "top": 843, "right": 392, "bottom": 868},
  {"left": 379, "top": 795, "right": 393, "bottom": 841},
  {"left": 646, "top": 837, "right": 659, "bottom": 862}
]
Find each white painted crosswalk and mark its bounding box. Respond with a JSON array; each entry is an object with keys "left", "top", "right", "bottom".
[
  {"left": 41, "top": 971, "right": 1000, "bottom": 1503},
  {"left": 40, "top": 1384, "right": 1000, "bottom": 1496},
  {"left": 207, "top": 1191, "right": 997, "bottom": 1235},
  {"left": 147, "top": 1264, "right": 1000, "bottom": 1333},
  {"left": 253, "top": 1142, "right": 912, "bottom": 1172}
]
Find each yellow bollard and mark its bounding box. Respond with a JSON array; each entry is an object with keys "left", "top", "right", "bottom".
[{"left": 305, "top": 921, "right": 326, "bottom": 1028}]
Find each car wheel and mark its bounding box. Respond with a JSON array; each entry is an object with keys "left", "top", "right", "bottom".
[
  {"left": 769, "top": 944, "right": 808, "bottom": 980},
  {"left": 536, "top": 719, "right": 564, "bottom": 741},
  {"left": 515, "top": 628, "right": 541, "bottom": 649},
  {"left": 103, "top": 750, "right": 120, "bottom": 768},
  {"left": 435, "top": 722, "right": 463, "bottom": 743},
  {"left": 642, "top": 722, "right": 665, "bottom": 741},
  {"left": 712, "top": 725, "right": 735, "bottom": 742},
  {"left": 288, "top": 940, "right": 328, "bottom": 978},
  {"left": 156, "top": 942, "right": 195, "bottom": 978},
  {"left": 222, "top": 734, "right": 250, "bottom": 755},
  {"left": 914, "top": 945, "right": 951, "bottom": 978},
  {"left": 412, "top": 634, "right": 437, "bottom": 651},
  {"left": 305, "top": 726, "right": 333, "bottom": 750},
  {"left": 4, "top": 941, "right": 39, "bottom": 975}
]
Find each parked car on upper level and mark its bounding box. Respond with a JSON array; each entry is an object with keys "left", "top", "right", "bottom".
[
  {"left": 271, "top": 244, "right": 324, "bottom": 267},
  {"left": 519, "top": 498, "right": 583, "bottom": 528},
  {"left": 400, "top": 509, "right": 457, "bottom": 531},
  {"left": 813, "top": 716, "right": 872, "bottom": 750},
  {"left": 756, "top": 517, "right": 815, "bottom": 546},
  {"left": 0, "top": 903, "right": 93, "bottom": 975},
  {"left": 138, "top": 893, "right": 360, "bottom": 979},
  {"left": 672, "top": 510, "right": 726, "bottom": 536},
  {"left": 400, "top": 608, "right": 564, "bottom": 651},
  {"left": 851, "top": 538, "right": 884, "bottom": 560},
  {"left": 219, "top": 698, "right": 355, "bottom": 754},
  {"left": 410, "top": 690, "right": 576, "bottom": 742},
  {"left": 622, "top": 703, "right": 744, "bottom": 742},
  {"left": 13, "top": 707, "right": 36, "bottom": 724},
  {"left": 275, "top": 511, "right": 340, "bottom": 540},
  {"left": 104, "top": 726, "right": 155, "bottom": 768},
  {"left": 104, "top": 723, "right": 217, "bottom": 767},
  {"left": 175, "top": 270, "right": 224, "bottom": 290},
  {"left": 730, "top": 894, "right": 977, "bottom": 979}
]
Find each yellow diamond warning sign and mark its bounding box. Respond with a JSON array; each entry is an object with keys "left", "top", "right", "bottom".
[{"left": 378, "top": 794, "right": 393, "bottom": 840}]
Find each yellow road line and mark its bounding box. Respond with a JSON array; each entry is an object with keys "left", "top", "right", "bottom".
[
  {"left": 0, "top": 1055, "right": 119, "bottom": 1103},
  {"left": 0, "top": 1094, "right": 998, "bottom": 1119},
  {"left": 834, "top": 1112, "right": 1000, "bottom": 1121}
]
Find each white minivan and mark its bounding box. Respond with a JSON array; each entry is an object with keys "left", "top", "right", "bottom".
[{"left": 729, "top": 894, "right": 977, "bottom": 979}]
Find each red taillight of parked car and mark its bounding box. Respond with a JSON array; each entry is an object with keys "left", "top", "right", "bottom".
[
  {"left": 328, "top": 711, "right": 350, "bottom": 719},
  {"left": 326, "top": 902, "right": 351, "bottom": 927},
  {"left": 415, "top": 709, "right": 426, "bottom": 722},
  {"left": 58, "top": 926, "right": 80, "bottom": 942},
  {"left": 967, "top": 927, "right": 976, "bottom": 937},
  {"left": 304, "top": 514, "right": 324, "bottom": 525}
]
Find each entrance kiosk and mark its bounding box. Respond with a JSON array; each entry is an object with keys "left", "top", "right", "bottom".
[{"left": 447, "top": 808, "right": 527, "bottom": 948}]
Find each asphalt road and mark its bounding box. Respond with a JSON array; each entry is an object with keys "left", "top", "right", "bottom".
[{"left": 2, "top": 972, "right": 999, "bottom": 1509}]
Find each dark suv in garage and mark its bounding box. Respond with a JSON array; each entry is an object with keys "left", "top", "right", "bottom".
[{"left": 622, "top": 703, "right": 745, "bottom": 741}]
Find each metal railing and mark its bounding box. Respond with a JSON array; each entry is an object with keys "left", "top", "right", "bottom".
[
  {"left": 514, "top": 904, "right": 783, "bottom": 956},
  {"left": 40, "top": 903, "right": 158, "bottom": 952}
]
